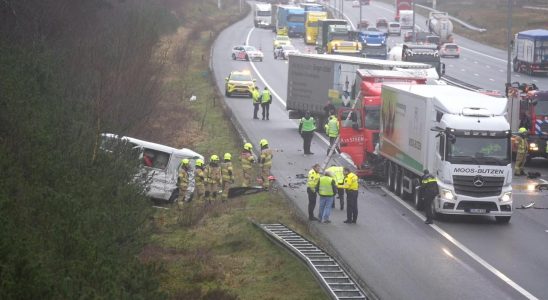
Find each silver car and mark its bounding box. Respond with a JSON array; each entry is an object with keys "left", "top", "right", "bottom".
[{"left": 274, "top": 44, "right": 300, "bottom": 60}]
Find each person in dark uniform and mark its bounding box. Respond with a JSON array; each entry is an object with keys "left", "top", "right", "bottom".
[{"left": 421, "top": 169, "right": 439, "bottom": 225}]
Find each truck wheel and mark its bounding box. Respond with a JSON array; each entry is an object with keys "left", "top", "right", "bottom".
[
  {"left": 245, "top": 54, "right": 249, "bottom": 61},
  {"left": 412, "top": 179, "right": 423, "bottom": 210},
  {"left": 232, "top": 53, "right": 236, "bottom": 60},
  {"left": 395, "top": 167, "right": 403, "bottom": 196},
  {"left": 387, "top": 163, "right": 396, "bottom": 192},
  {"left": 495, "top": 216, "right": 511, "bottom": 224}
]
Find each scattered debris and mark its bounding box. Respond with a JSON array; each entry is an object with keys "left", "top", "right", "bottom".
[
  {"left": 295, "top": 174, "right": 306, "bottom": 179},
  {"left": 528, "top": 172, "right": 541, "bottom": 179}
]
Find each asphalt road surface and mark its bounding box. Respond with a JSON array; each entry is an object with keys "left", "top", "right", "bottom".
[{"left": 211, "top": 2, "right": 548, "bottom": 299}]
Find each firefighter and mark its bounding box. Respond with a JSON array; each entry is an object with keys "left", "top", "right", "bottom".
[
  {"left": 177, "top": 159, "right": 191, "bottom": 208},
  {"left": 324, "top": 114, "right": 339, "bottom": 155},
  {"left": 220, "top": 153, "right": 234, "bottom": 202},
  {"left": 194, "top": 159, "right": 206, "bottom": 203},
  {"left": 514, "top": 127, "right": 528, "bottom": 176},
  {"left": 240, "top": 143, "right": 255, "bottom": 187},
  {"left": 252, "top": 86, "right": 261, "bottom": 119},
  {"left": 205, "top": 155, "right": 222, "bottom": 205},
  {"left": 259, "top": 139, "right": 273, "bottom": 190},
  {"left": 420, "top": 170, "right": 438, "bottom": 224}
]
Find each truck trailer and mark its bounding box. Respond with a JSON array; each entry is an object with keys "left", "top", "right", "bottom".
[
  {"left": 276, "top": 5, "right": 305, "bottom": 37},
  {"left": 380, "top": 85, "right": 513, "bottom": 223},
  {"left": 426, "top": 12, "right": 453, "bottom": 45},
  {"left": 512, "top": 29, "right": 548, "bottom": 75},
  {"left": 286, "top": 53, "right": 432, "bottom": 132}
]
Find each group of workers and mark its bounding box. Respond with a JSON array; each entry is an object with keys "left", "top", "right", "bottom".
[
  {"left": 176, "top": 138, "right": 273, "bottom": 208},
  {"left": 251, "top": 86, "right": 272, "bottom": 120}
]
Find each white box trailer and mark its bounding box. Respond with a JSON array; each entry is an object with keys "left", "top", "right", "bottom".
[
  {"left": 254, "top": 3, "right": 272, "bottom": 28},
  {"left": 380, "top": 85, "right": 513, "bottom": 223}
]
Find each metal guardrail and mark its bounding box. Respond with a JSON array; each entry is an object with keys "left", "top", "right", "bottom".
[
  {"left": 416, "top": 4, "right": 487, "bottom": 33},
  {"left": 441, "top": 75, "right": 483, "bottom": 91},
  {"left": 256, "top": 223, "right": 369, "bottom": 300}
]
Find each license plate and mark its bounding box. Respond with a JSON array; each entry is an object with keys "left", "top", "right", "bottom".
[{"left": 469, "top": 208, "right": 487, "bottom": 214}]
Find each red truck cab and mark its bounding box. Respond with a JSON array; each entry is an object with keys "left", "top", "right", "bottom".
[{"left": 338, "top": 69, "right": 426, "bottom": 177}]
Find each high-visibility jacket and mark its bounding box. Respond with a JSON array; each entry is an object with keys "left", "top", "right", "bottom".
[
  {"left": 324, "top": 117, "right": 339, "bottom": 138},
  {"left": 300, "top": 117, "right": 316, "bottom": 132},
  {"left": 220, "top": 162, "right": 234, "bottom": 182},
  {"left": 421, "top": 175, "right": 438, "bottom": 195},
  {"left": 260, "top": 148, "right": 273, "bottom": 168},
  {"left": 261, "top": 90, "right": 271, "bottom": 104},
  {"left": 178, "top": 167, "right": 189, "bottom": 188},
  {"left": 206, "top": 164, "right": 222, "bottom": 184},
  {"left": 343, "top": 172, "right": 359, "bottom": 191},
  {"left": 307, "top": 168, "right": 320, "bottom": 189},
  {"left": 317, "top": 175, "right": 336, "bottom": 196},
  {"left": 326, "top": 166, "right": 344, "bottom": 188},
  {"left": 252, "top": 89, "right": 261, "bottom": 104},
  {"left": 240, "top": 151, "right": 255, "bottom": 170},
  {"left": 195, "top": 168, "right": 206, "bottom": 187},
  {"left": 516, "top": 135, "right": 527, "bottom": 154}
]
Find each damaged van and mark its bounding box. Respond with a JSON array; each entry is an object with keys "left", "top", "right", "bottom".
[{"left": 100, "top": 133, "right": 203, "bottom": 202}]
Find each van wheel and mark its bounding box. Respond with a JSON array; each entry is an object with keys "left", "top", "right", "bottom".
[{"left": 495, "top": 216, "right": 511, "bottom": 223}]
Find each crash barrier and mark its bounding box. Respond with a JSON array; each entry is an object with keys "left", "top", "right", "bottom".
[
  {"left": 416, "top": 4, "right": 487, "bottom": 33},
  {"left": 255, "top": 223, "right": 370, "bottom": 300}
]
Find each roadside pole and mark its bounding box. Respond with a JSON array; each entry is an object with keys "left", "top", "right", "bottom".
[
  {"left": 506, "top": 0, "right": 513, "bottom": 86},
  {"left": 412, "top": 0, "right": 416, "bottom": 42}
]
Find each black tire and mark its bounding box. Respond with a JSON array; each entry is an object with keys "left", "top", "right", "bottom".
[
  {"left": 225, "top": 90, "right": 231, "bottom": 97},
  {"left": 168, "top": 189, "right": 179, "bottom": 203},
  {"left": 232, "top": 53, "right": 236, "bottom": 60},
  {"left": 245, "top": 54, "right": 249, "bottom": 61},
  {"left": 387, "top": 163, "right": 396, "bottom": 192},
  {"left": 495, "top": 216, "right": 511, "bottom": 223},
  {"left": 395, "top": 166, "right": 402, "bottom": 196},
  {"left": 513, "top": 60, "right": 519, "bottom": 72},
  {"left": 283, "top": 54, "right": 286, "bottom": 60},
  {"left": 259, "top": 58, "right": 263, "bottom": 62},
  {"left": 412, "top": 179, "right": 423, "bottom": 210}
]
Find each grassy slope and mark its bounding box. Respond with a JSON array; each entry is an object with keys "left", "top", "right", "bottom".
[{"left": 139, "top": 1, "right": 328, "bottom": 298}]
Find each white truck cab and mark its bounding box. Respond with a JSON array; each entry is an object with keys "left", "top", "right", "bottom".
[{"left": 254, "top": 3, "right": 272, "bottom": 28}]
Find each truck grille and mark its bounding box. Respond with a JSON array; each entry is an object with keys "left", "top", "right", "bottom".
[
  {"left": 452, "top": 175, "right": 504, "bottom": 198},
  {"left": 456, "top": 201, "right": 499, "bottom": 212}
]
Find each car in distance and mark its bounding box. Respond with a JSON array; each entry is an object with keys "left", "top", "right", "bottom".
[
  {"left": 440, "top": 43, "right": 460, "bottom": 58},
  {"left": 388, "top": 22, "right": 401, "bottom": 36},
  {"left": 225, "top": 70, "right": 256, "bottom": 97},
  {"left": 376, "top": 18, "right": 388, "bottom": 31},
  {"left": 352, "top": 0, "right": 360, "bottom": 7},
  {"left": 274, "top": 44, "right": 300, "bottom": 59},
  {"left": 273, "top": 35, "right": 291, "bottom": 50},
  {"left": 231, "top": 45, "right": 264, "bottom": 61}
]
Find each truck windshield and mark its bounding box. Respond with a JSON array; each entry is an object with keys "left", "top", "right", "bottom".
[
  {"left": 534, "top": 98, "right": 548, "bottom": 116},
  {"left": 306, "top": 21, "right": 318, "bottom": 27},
  {"left": 257, "top": 11, "right": 271, "bottom": 17},
  {"left": 447, "top": 136, "right": 510, "bottom": 166},
  {"left": 364, "top": 107, "right": 380, "bottom": 130},
  {"left": 330, "top": 32, "right": 350, "bottom": 41},
  {"left": 288, "top": 15, "right": 305, "bottom": 23}
]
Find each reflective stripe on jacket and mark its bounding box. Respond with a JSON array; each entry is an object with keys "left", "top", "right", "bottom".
[
  {"left": 260, "top": 149, "right": 273, "bottom": 167},
  {"left": 343, "top": 172, "right": 359, "bottom": 191},
  {"left": 317, "top": 175, "right": 336, "bottom": 196},
  {"left": 261, "top": 90, "right": 271, "bottom": 103},
  {"left": 325, "top": 117, "right": 339, "bottom": 137},
  {"left": 326, "top": 166, "right": 344, "bottom": 187},
  {"left": 300, "top": 117, "right": 316, "bottom": 132},
  {"left": 240, "top": 152, "right": 254, "bottom": 170},
  {"left": 220, "top": 162, "right": 233, "bottom": 181},
  {"left": 307, "top": 169, "right": 320, "bottom": 189}
]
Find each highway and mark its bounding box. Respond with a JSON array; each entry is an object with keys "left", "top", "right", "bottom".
[{"left": 211, "top": 2, "right": 548, "bottom": 299}]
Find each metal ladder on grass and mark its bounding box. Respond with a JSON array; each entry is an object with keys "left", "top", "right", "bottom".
[{"left": 257, "top": 223, "right": 369, "bottom": 300}]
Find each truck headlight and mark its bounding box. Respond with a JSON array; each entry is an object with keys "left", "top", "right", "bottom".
[
  {"left": 440, "top": 189, "right": 455, "bottom": 201},
  {"left": 499, "top": 192, "right": 512, "bottom": 203},
  {"left": 529, "top": 142, "right": 538, "bottom": 151}
]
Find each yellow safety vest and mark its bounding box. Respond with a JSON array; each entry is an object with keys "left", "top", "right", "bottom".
[
  {"left": 307, "top": 169, "right": 320, "bottom": 189},
  {"left": 422, "top": 177, "right": 437, "bottom": 184},
  {"left": 326, "top": 166, "right": 344, "bottom": 187},
  {"left": 261, "top": 90, "right": 271, "bottom": 103},
  {"left": 343, "top": 172, "right": 359, "bottom": 191},
  {"left": 252, "top": 89, "right": 261, "bottom": 103},
  {"left": 318, "top": 175, "right": 335, "bottom": 196},
  {"left": 325, "top": 117, "right": 339, "bottom": 138},
  {"left": 301, "top": 117, "right": 316, "bottom": 132}
]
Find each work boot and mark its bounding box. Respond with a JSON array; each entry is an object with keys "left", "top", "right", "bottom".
[{"left": 425, "top": 219, "right": 433, "bottom": 224}]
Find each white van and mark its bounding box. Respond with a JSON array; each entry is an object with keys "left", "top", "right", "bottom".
[
  {"left": 101, "top": 133, "right": 203, "bottom": 202},
  {"left": 254, "top": 3, "right": 272, "bottom": 28}
]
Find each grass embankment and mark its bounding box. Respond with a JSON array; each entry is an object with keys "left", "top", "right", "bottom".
[
  {"left": 376, "top": 0, "right": 547, "bottom": 49},
  {"left": 139, "top": 1, "right": 328, "bottom": 298}
]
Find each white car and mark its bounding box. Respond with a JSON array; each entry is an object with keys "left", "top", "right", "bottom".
[
  {"left": 274, "top": 44, "right": 300, "bottom": 60},
  {"left": 352, "top": 0, "right": 360, "bottom": 7},
  {"left": 231, "top": 45, "right": 264, "bottom": 62},
  {"left": 388, "top": 22, "right": 401, "bottom": 36}
]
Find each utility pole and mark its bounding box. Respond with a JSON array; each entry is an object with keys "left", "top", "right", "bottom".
[
  {"left": 506, "top": 0, "right": 513, "bottom": 86},
  {"left": 218, "top": 0, "right": 221, "bottom": 10},
  {"left": 412, "top": 0, "right": 416, "bottom": 42},
  {"left": 341, "top": 0, "right": 344, "bottom": 19},
  {"left": 359, "top": 2, "right": 362, "bottom": 24}
]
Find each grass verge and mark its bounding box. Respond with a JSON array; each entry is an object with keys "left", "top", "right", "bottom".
[{"left": 138, "top": 0, "right": 329, "bottom": 298}]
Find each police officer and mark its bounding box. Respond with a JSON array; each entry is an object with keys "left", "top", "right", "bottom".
[
  {"left": 514, "top": 127, "right": 528, "bottom": 176},
  {"left": 326, "top": 165, "right": 345, "bottom": 210},
  {"left": 205, "top": 155, "right": 222, "bottom": 205},
  {"left": 252, "top": 86, "right": 261, "bottom": 119},
  {"left": 324, "top": 114, "right": 339, "bottom": 155},
  {"left": 421, "top": 170, "right": 438, "bottom": 225},
  {"left": 307, "top": 164, "right": 321, "bottom": 221},
  {"left": 220, "top": 153, "right": 234, "bottom": 202},
  {"left": 259, "top": 139, "right": 273, "bottom": 189},
  {"left": 299, "top": 111, "right": 316, "bottom": 155},
  {"left": 316, "top": 171, "right": 337, "bottom": 223},
  {"left": 240, "top": 143, "right": 255, "bottom": 187},
  {"left": 343, "top": 167, "right": 359, "bottom": 224},
  {"left": 261, "top": 87, "right": 272, "bottom": 120}
]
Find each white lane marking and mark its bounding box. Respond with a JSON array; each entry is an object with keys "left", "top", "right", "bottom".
[
  {"left": 381, "top": 187, "right": 539, "bottom": 300},
  {"left": 474, "top": 73, "right": 479, "bottom": 76},
  {"left": 460, "top": 45, "right": 507, "bottom": 63},
  {"left": 499, "top": 69, "right": 504, "bottom": 72},
  {"left": 246, "top": 28, "right": 286, "bottom": 106},
  {"left": 461, "top": 69, "right": 466, "bottom": 72},
  {"left": 489, "top": 78, "right": 495, "bottom": 82}
]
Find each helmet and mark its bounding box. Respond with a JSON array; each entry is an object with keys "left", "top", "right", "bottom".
[
  {"left": 244, "top": 143, "right": 253, "bottom": 151},
  {"left": 195, "top": 159, "right": 204, "bottom": 167},
  {"left": 210, "top": 154, "right": 220, "bottom": 162},
  {"left": 260, "top": 139, "right": 268, "bottom": 147},
  {"left": 224, "top": 153, "right": 232, "bottom": 160},
  {"left": 518, "top": 127, "right": 527, "bottom": 134},
  {"left": 180, "top": 158, "right": 190, "bottom": 165}
]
